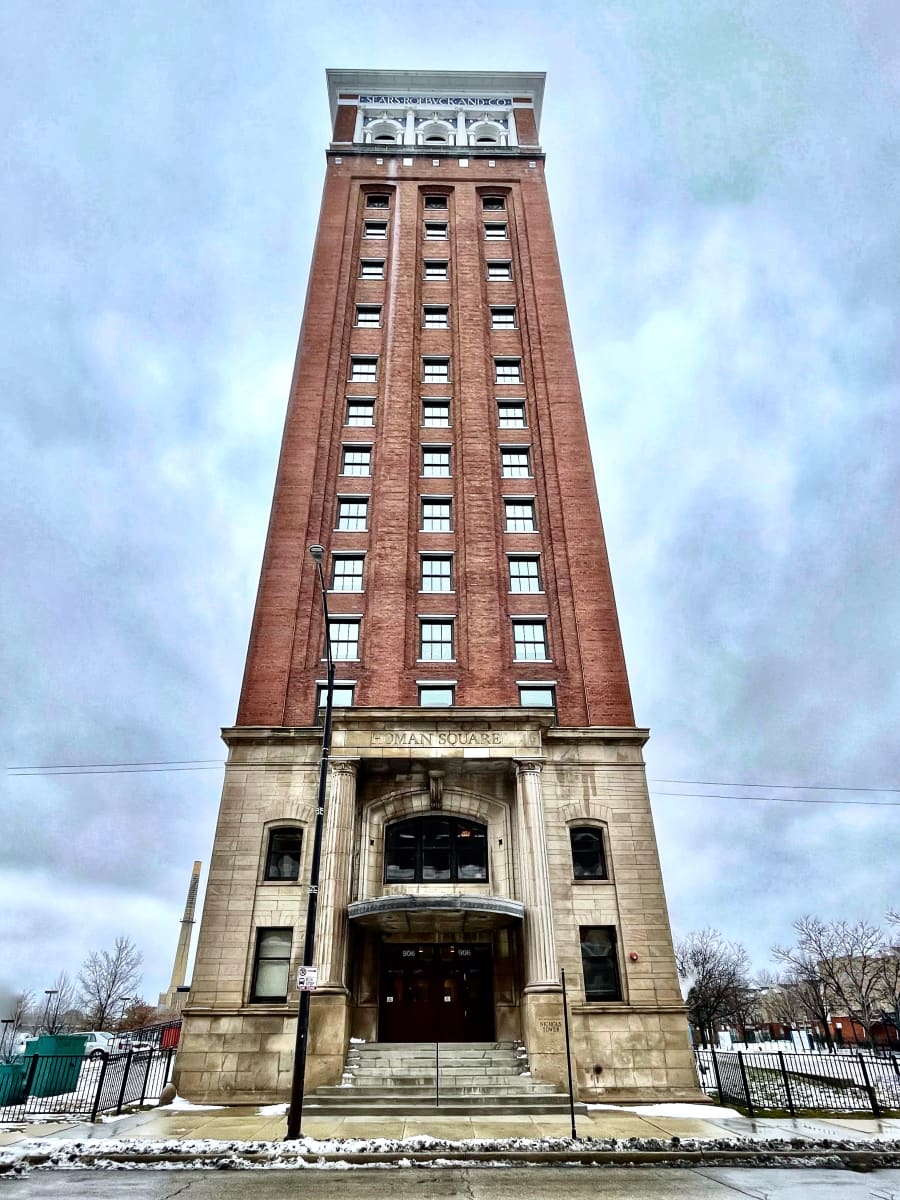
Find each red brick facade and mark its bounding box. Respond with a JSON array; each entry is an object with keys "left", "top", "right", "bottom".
[{"left": 237, "top": 151, "right": 635, "bottom": 730}]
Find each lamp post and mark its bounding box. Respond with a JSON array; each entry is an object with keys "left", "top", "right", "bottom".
[
  {"left": 286, "top": 544, "right": 335, "bottom": 1140},
  {"left": 1, "top": 1019, "right": 12, "bottom": 1060},
  {"left": 118, "top": 997, "right": 132, "bottom": 1031},
  {"left": 42, "top": 990, "right": 58, "bottom": 1034}
]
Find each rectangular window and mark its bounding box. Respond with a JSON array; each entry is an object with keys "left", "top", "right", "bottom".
[
  {"left": 341, "top": 446, "right": 371, "bottom": 476},
  {"left": 501, "top": 448, "right": 531, "bottom": 477},
  {"left": 424, "top": 221, "right": 448, "bottom": 240},
  {"left": 424, "top": 260, "right": 449, "bottom": 280},
  {"left": 336, "top": 498, "right": 368, "bottom": 531},
  {"left": 504, "top": 499, "right": 536, "bottom": 532},
  {"left": 250, "top": 928, "right": 292, "bottom": 1003},
  {"left": 330, "top": 554, "right": 364, "bottom": 591},
  {"left": 580, "top": 926, "right": 623, "bottom": 1001},
  {"left": 487, "top": 261, "right": 513, "bottom": 280},
  {"left": 364, "top": 220, "right": 387, "bottom": 239},
  {"left": 495, "top": 358, "right": 523, "bottom": 384},
  {"left": 422, "top": 399, "right": 450, "bottom": 427},
  {"left": 498, "top": 401, "right": 526, "bottom": 428},
  {"left": 355, "top": 305, "right": 382, "bottom": 327},
  {"left": 482, "top": 195, "right": 505, "bottom": 211},
  {"left": 419, "top": 685, "right": 455, "bottom": 706},
  {"left": 422, "top": 498, "right": 452, "bottom": 531},
  {"left": 264, "top": 829, "right": 302, "bottom": 882},
  {"left": 491, "top": 306, "right": 517, "bottom": 329},
  {"left": 424, "top": 195, "right": 448, "bottom": 209},
  {"left": 349, "top": 356, "right": 377, "bottom": 382},
  {"left": 421, "top": 555, "right": 452, "bottom": 592},
  {"left": 484, "top": 223, "right": 508, "bottom": 240},
  {"left": 570, "top": 827, "right": 608, "bottom": 879},
  {"left": 513, "top": 620, "right": 548, "bottom": 660},
  {"left": 346, "top": 399, "right": 374, "bottom": 426},
  {"left": 518, "top": 685, "right": 556, "bottom": 709},
  {"left": 316, "top": 684, "right": 355, "bottom": 709},
  {"left": 328, "top": 619, "right": 360, "bottom": 661},
  {"left": 422, "top": 447, "right": 451, "bottom": 477},
  {"left": 423, "top": 305, "right": 450, "bottom": 329},
  {"left": 420, "top": 620, "right": 454, "bottom": 661},
  {"left": 509, "top": 556, "right": 542, "bottom": 592},
  {"left": 366, "top": 193, "right": 389, "bottom": 208},
  {"left": 360, "top": 259, "right": 385, "bottom": 279},
  {"left": 423, "top": 357, "right": 450, "bottom": 383}
]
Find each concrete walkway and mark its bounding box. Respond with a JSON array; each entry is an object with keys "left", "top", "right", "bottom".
[{"left": 4, "top": 1103, "right": 898, "bottom": 1146}]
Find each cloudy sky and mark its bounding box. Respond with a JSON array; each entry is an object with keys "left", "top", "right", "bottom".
[{"left": 3, "top": 1, "right": 899, "bottom": 1008}]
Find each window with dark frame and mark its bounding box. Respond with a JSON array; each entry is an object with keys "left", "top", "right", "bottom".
[
  {"left": 330, "top": 555, "right": 364, "bottom": 591},
  {"left": 422, "top": 447, "right": 451, "bottom": 477},
  {"left": 518, "top": 685, "right": 556, "bottom": 710},
  {"left": 341, "top": 446, "right": 372, "bottom": 476},
  {"left": 421, "top": 555, "right": 452, "bottom": 592},
  {"left": 264, "top": 829, "right": 303, "bottom": 882},
  {"left": 424, "top": 195, "right": 448, "bottom": 209},
  {"left": 513, "top": 620, "right": 548, "bottom": 660},
  {"left": 346, "top": 399, "right": 374, "bottom": 426},
  {"left": 364, "top": 220, "right": 387, "bottom": 239},
  {"left": 501, "top": 448, "right": 531, "bottom": 477},
  {"left": 504, "top": 499, "right": 536, "bottom": 532},
  {"left": 579, "top": 926, "right": 623, "bottom": 1001},
  {"left": 497, "top": 401, "right": 526, "bottom": 428},
  {"left": 484, "top": 223, "right": 508, "bottom": 240},
  {"left": 495, "top": 358, "right": 523, "bottom": 384},
  {"left": 418, "top": 685, "right": 455, "bottom": 707},
  {"left": 355, "top": 305, "right": 381, "bottom": 327},
  {"left": 422, "top": 498, "right": 452, "bottom": 531},
  {"left": 482, "top": 196, "right": 506, "bottom": 211},
  {"left": 420, "top": 619, "right": 453, "bottom": 660},
  {"left": 424, "top": 221, "right": 448, "bottom": 240},
  {"left": 509, "top": 556, "right": 542, "bottom": 592},
  {"left": 422, "top": 399, "right": 450, "bottom": 427},
  {"left": 337, "top": 498, "right": 368, "bottom": 530},
  {"left": 424, "top": 260, "right": 449, "bottom": 280},
  {"left": 570, "top": 827, "right": 608, "bottom": 879},
  {"left": 366, "top": 194, "right": 390, "bottom": 208},
  {"left": 423, "top": 357, "right": 450, "bottom": 383},
  {"left": 349, "top": 356, "right": 377, "bottom": 382},
  {"left": 491, "top": 307, "right": 517, "bottom": 330},
  {"left": 328, "top": 619, "right": 360, "bottom": 661},
  {"left": 360, "top": 260, "right": 385, "bottom": 279},
  {"left": 316, "top": 684, "right": 355, "bottom": 708},
  {"left": 385, "top": 816, "right": 488, "bottom": 883},
  {"left": 423, "top": 306, "right": 450, "bottom": 329},
  {"left": 487, "top": 261, "right": 513, "bottom": 280},
  {"left": 249, "top": 927, "right": 292, "bottom": 1003}
]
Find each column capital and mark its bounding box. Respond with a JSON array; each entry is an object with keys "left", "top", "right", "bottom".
[
  {"left": 330, "top": 758, "right": 359, "bottom": 777},
  {"left": 514, "top": 757, "right": 544, "bottom": 777}
]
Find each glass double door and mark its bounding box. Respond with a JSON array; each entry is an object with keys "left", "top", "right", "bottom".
[{"left": 379, "top": 943, "right": 494, "bottom": 1042}]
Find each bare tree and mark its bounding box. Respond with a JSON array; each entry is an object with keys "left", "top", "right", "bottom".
[
  {"left": 676, "top": 929, "right": 752, "bottom": 1047},
  {"left": 0, "top": 989, "right": 35, "bottom": 1060},
  {"left": 39, "top": 972, "right": 78, "bottom": 1034},
  {"left": 77, "top": 937, "right": 143, "bottom": 1030},
  {"left": 774, "top": 916, "right": 886, "bottom": 1043}
]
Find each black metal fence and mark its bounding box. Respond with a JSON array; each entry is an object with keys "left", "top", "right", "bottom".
[
  {"left": 695, "top": 1047, "right": 900, "bottom": 1117},
  {"left": 0, "top": 1044, "right": 177, "bottom": 1123}
]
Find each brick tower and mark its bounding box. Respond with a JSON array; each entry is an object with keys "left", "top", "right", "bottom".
[{"left": 175, "top": 69, "right": 697, "bottom": 1104}]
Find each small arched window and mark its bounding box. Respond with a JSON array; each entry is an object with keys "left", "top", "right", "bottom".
[
  {"left": 264, "top": 828, "right": 303, "bottom": 881},
  {"left": 385, "top": 816, "right": 488, "bottom": 883},
  {"left": 570, "top": 826, "right": 607, "bottom": 879}
]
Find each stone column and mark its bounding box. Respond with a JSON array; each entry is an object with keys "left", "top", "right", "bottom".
[
  {"left": 404, "top": 109, "right": 416, "bottom": 145},
  {"left": 513, "top": 759, "right": 559, "bottom": 989},
  {"left": 314, "top": 758, "right": 358, "bottom": 989},
  {"left": 456, "top": 109, "right": 467, "bottom": 146}
]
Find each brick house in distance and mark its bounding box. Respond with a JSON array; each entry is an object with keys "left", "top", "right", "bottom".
[{"left": 173, "top": 69, "right": 698, "bottom": 1105}]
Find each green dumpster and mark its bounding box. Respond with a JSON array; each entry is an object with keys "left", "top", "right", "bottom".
[
  {"left": 0, "top": 1061, "right": 28, "bottom": 1105},
  {"left": 23, "top": 1034, "right": 87, "bottom": 1098}
]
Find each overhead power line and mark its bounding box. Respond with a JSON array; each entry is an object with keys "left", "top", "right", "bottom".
[
  {"left": 650, "top": 790, "right": 900, "bottom": 808},
  {"left": 650, "top": 777, "right": 900, "bottom": 796}
]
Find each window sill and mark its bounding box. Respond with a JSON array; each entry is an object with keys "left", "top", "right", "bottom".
[
  {"left": 571, "top": 877, "right": 614, "bottom": 886},
  {"left": 416, "top": 659, "right": 457, "bottom": 664}
]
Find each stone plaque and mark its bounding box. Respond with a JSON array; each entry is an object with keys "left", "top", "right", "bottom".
[{"left": 539, "top": 1019, "right": 562, "bottom": 1034}]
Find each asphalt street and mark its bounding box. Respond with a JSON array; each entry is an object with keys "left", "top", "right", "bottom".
[{"left": 3, "top": 1168, "right": 900, "bottom": 1198}]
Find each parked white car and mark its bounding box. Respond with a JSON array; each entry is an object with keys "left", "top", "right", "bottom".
[{"left": 82, "top": 1031, "right": 115, "bottom": 1060}]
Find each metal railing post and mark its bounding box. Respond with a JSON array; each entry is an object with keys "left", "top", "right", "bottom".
[
  {"left": 777, "top": 1052, "right": 796, "bottom": 1118},
  {"left": 857, "top": 1054, "right": 881, "bottom": 1118},
  {"left": 138, "top": 1049, "right": 154, "bottom": 1106},
  {"left": 115, "top": 1048, "right": 134, "bottom": 1115},
  {"left": 736, "top": 1051, "right": 755, "bottom": 1116},
  {"left": 435, "top": 1041, "right": 440, "bottom": 1109},
  {"left": 561, "top": 968, "right": 577, "bottom": 1140},
  {"left": 710, "top": 1048, "right": 726, "bottom": 1106},
  {"left": 90, "top": 1052, "right": 112, "bottom": 1123}
]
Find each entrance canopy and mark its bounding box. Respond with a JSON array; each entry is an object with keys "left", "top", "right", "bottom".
[{"left": 348, "top": 894, "right": 524, "bottom": 935}]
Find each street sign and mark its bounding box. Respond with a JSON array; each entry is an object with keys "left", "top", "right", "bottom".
[{"left": 296, "top": 966, "right": 319, "bottom": 992}]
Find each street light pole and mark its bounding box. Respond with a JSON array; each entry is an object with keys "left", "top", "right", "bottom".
[
  {"left": 286, "top": 544, "right": 335, "bottom": 1140},
  {"left": 42, "top": 990, "right": 58, "bottom": 1034}
]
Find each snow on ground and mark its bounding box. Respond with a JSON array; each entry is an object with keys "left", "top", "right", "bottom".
[
  {"left": 257, "top": 1103, "right": 288, "bottom": 1116},
  {"left": 587, "top": 1102, "right": 742, "bottom": 1118},
  {"left": 159, "top": 1096, "right": 224, "bottom": 1111}
]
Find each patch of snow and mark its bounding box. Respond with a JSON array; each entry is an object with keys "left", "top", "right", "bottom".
[
  {"left": 350, "top": 1037, "right": 366, "bottom": 1043},
  {"left": 587, "top": 1101, "right": 742, "bottom": 1118},
  {"left": 257, "top": 1103, "right": 288, "bottom": 1116},
  {"left": 159, "top": 1095, "right": 225, "bottom": 1111}
]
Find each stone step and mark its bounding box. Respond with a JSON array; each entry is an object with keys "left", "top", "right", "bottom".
[
  {"left": 319, "top": 1082, "right": 559, "bottom": 1097},
  {"left": 303, "top": 1098, "right": 587, "bottom": 1116},
  {"left": 352, "top": 1042, "right": 518, "bottom": 1051}
]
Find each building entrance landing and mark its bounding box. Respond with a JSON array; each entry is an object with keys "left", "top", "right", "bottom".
[{"left": 379, "top": 943, "right": 494, "bottom": 1042}]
